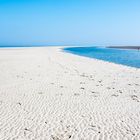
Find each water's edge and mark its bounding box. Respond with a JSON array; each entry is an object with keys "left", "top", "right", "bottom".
[{"left": 63, "top": 46, "right": 140, "bottom": 69}]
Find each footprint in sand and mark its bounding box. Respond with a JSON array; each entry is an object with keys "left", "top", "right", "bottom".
[
  {"left": 38, "top": 92, "right": 43, "bottom": 94},
  {"left": 117, "top": 90, "right": 123, "bottom": 94},
  {"left": 111, "top": 94, "right": 119, "bottom": 97},
  {"left": 17, "top": 102, "right": 22, "bottom": 106},
  {"left": 80, "top": 82, "right": 85, "bottom": 84},
  {"left": 51, "top": 82, "right": 54, "bottom": 85},
  {"left": 107, "top": 87, "right": 111, "bottom": 90},
  {"left": 131, "top": 95, "right": 140, "bottom": 102},
  {"left": 80, "top": 87, "right": 85, "bottom": 90},
  {"left": 91, "top": 91, "right": 96, "bottom": 93},
  {"left": 135, "top": 84, "right": 140, "bottom": 86},
  {"left": 74, "top": 93, "right": 80, "bottom": 96}
]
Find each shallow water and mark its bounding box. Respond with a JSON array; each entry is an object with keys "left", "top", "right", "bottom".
[{"left": 64, "top": 47, "right": 140, "bottom": 68}]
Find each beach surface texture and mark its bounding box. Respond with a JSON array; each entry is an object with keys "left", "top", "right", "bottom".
[{"left": 0, "top": 47, "right": 140, "bottom": 140}]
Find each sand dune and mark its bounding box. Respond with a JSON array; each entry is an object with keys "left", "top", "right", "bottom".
[{"left": 0, "top": 47, "right": 140, "bottom": 140}]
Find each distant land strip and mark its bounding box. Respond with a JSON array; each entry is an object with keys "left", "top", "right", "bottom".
[{"left": 108, "top": 46, "right": 140, "bottom": 50}]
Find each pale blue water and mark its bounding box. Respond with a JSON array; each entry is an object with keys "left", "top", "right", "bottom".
[{"left": 64, "top": 47, "right": 140, "bottom": 68}]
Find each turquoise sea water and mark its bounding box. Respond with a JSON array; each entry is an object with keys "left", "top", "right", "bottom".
[{"left": 64, "top": 47, "right": 140, "bottom": 68}]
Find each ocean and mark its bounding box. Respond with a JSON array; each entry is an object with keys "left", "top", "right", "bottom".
[{"left": 64, "top": 47, "right": 140, "bottom": 68}]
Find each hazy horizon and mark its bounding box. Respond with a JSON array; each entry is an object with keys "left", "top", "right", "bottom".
[{"left": 0, "top": 0, "right": 140, "bottom": 46}]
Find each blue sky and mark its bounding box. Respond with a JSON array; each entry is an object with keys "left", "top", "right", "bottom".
[{"left": 0, "top": 0, "right": 140, "bottom": 46}]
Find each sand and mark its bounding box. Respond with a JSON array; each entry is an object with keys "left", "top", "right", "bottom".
[{"left": 0, "top": 47, "right": 140, "bottom": 140}]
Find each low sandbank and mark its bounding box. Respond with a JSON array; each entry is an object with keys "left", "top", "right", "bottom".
[{"left": 0, "top": 47, "right": 140, "bottom": 140}]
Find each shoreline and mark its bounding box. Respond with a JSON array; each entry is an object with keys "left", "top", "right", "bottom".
[{"left": 63, "top": 47, "right": 140, "bottom": 69}]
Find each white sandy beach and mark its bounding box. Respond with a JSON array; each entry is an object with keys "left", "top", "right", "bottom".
[{"left": 0, "top": 47, "right": 140, "bottom": 140}]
